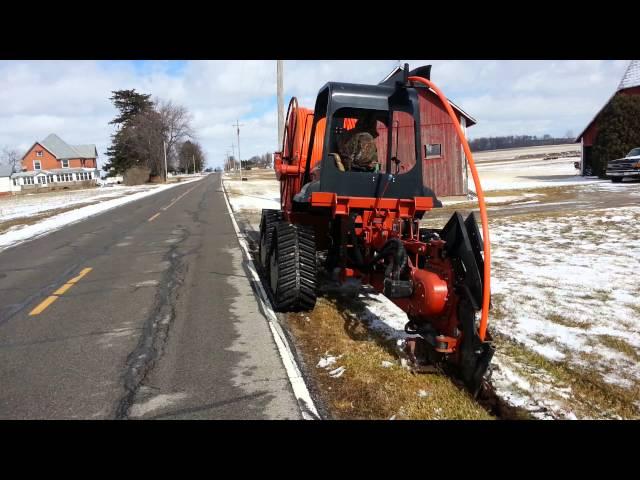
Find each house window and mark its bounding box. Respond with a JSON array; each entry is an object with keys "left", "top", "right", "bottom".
[
  {"left": 48, "top": 175, "right": 54, "bottom": 183},
  {"left": 37, "top": 176, "right": 46, "bottom": 184},
  {"left": 34, "top": 160, "right": 42, "bottom": 170},
  {"left": 36, "top": 150, "right": 43, "bottom": 157},
  {"left": 88, "top": 172, "right": 92, "bottom": 179},
  {"left": 13, "top": 178, "right": 18, "bottom": 186},
  {"left": 62, "top": 159, "right": 69, "bottom": 168},
  {"left": 24, "top": 177, "right": 34, "bottom": 185},
  {"left": 424, "top": 143, "right": 442, "bottom": 159}
]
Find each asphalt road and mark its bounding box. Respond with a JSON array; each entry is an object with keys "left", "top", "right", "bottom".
[{"left": 0, "top": 173, "right": 301, "bottom": 419}]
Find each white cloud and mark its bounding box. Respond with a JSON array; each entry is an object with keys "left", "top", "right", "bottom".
[{"left": 0, "top": 60, "right": 631, "bottom": 169}]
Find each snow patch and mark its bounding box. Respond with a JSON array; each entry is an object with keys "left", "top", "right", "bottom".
[
  {"left": 0, "top": 177, "right": 203, "bottom": 252},
  {"left": 129, "top": 392, "right": 188, "bottom": 418}
]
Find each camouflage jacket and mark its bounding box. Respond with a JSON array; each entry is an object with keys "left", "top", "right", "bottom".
[{"left": 337, "top": 131, "right": 378, "bottom": 171}]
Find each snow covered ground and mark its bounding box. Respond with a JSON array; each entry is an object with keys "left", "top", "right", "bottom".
[
  {"left": 473, "top": 143, "right": 580, "bottom": 163},
  {"left": 470, "top": 156, "right": 604, "bottom": 192},
  {"left": 0, "top": 185, "right": 159, "bottom": 222},
  {"left": 0, "top": 177, "right": 204, "bottom": 252},
  {"left": 223, "top": 175, "right": 280, "bottom": 212},
  {"left": 489, "top": 203, "right": 640, "bottom": 418}
]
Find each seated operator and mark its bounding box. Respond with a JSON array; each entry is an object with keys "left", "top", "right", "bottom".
[{"left": 330, "top": 112, "right": 379, "bottom": 172}]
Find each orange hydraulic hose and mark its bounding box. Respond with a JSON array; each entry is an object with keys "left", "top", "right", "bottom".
[{"left": 408, "top": 76, "right": 491, "bottom": 342}]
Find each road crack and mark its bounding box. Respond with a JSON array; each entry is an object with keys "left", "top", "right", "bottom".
[{"left": 114, "top": 227, "right": 190, "bottom": 419}]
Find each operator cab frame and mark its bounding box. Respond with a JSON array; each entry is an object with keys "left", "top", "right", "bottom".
[{"left": 299, "top": 80, "right": 441, "bottom": 206}]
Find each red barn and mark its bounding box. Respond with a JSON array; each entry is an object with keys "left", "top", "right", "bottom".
[
  {"left": 379, "top": 67, "right": 477, "bottom": 196},
  {"left": 576, "top": 60, "right": 640, "bottom": 175}
]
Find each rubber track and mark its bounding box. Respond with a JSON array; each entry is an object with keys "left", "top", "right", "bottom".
[
  {"left": 271, "top": 222, "right": 317, "bottom": 311},
  {"left": 259, "top": 209, "right": 282, "bottom": 269}
]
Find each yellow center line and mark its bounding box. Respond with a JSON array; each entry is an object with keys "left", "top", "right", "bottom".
[
  {"left": 161, "top": 184, "right": 199, "bottom": 211},
  {"left": 67, "top": 267, "right": 93, "bottom": 284},
  {"left": 29, "top": 267, "right": 93, "bottom": 316},
  {"left": 147, "top": 183, "right": 200, "bottom": 222},
  {"left": 53, "top": 283, "right": 74, "bottom": 295},
  {"left": 29, "top": 296, "right": 59, "bottom": 316}
]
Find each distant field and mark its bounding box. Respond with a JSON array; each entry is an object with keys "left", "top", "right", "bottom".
[{"left": 473, "top": 143, "right": 580, "bottom": 163}]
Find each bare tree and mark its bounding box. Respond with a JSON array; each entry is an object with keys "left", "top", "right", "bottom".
[
  {"left": 1, "top": 146, "right": 20, "bottom": 173},
  {"left": 113, "top": 98, "right": 195, "bottom": 179},
  {"left": 157, "top": 100, "right": 193, "bottom": 163},
  {"left": 177, "top": 140, "right": 206, "bottom": 173}
]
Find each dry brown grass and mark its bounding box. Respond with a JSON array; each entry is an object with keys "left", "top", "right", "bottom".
[
  {"left": 628, "top": 303, "right": 640, "bottom": 318},
  {"left": 596, "top": 335, "right": 640, "bottom": 363},
  {"left": 546, "top": 313, "right": 594, "bottom": 330},
  {"left": 531, "top": 333, "right": 556, "bottom": 345},
  {"left": 286, "top": 297, "right": 493, "bottom": 420},
  {"left": 489, "top": 293, "right": 508, "bottom": 322}
]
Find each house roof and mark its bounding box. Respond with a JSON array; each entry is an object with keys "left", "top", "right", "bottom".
[
  {"left": 35, "top": 134, "right": 97, "bottom": 159},
  {"left": 12, "top": 167, "right": 97, "bottom": 177},
  {"left": 619, "top": 60, "right": 640, "bottom": 90},
  {"left": 46, "top": 167, "right": 98, "bottom": 174},
  {"left": 12, "top": 171, "right": 47, "bottom": 177},
  {"left": 73, "top": 144, "right": 98, "bottom": 158},
  {"left": 40, "top": 134, "right": 81, "bottom": 159},
  {"left": 379, "top": 66, "right": 477, "bottom": 127},
  {"left": 0, "top": 164, "right": 14, "bottom": 177},
  {"left": 576, "top": 60, "right": 640, "bottom": 142}
]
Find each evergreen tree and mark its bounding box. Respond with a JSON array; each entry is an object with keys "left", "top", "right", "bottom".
[
  {"left": 592, "top": 94, "right": 640, "bottom": 177},
  {"left": 103, "top": 89, "right": 154, "bottom": 174},
  {"left": 108, "top": 90, "right": 153, "bottom": 127}
]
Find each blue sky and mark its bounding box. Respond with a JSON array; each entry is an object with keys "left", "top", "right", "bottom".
[{"left": 0, "top": 60, "right": 632, "bottom": 169}]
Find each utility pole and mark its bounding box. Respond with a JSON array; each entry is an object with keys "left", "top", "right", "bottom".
[
  {"left": 232, "top": 119, "right": 244, "bottom": 179},
  {"left": 277, "top": 60, "right": 284, "bottom": 150},
  {"left": 230, "top": 143, "right": 236, "bottom": 171},
  {"left": 163, "top": 140, "right": 168, "bottom": 182}
]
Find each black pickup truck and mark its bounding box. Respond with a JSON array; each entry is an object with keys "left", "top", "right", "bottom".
[{"left": 606, "top": 148, "right": 640, "bottom": 183}]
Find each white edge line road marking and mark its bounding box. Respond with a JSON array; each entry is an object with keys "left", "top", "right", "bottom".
[{"left": 220, "top": 175, "right": 320, "bottom": 420}]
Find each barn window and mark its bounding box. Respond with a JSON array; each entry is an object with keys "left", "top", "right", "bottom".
[
  {"left": 62, "top": 159, "right": 69, "bottom": 168},
  {"left": 34, "top": 160, "right": 41, "bottom": 170},
  {"left": 36, "top": 150, "right": 43, "bottom": 157},
  {"left": 425, "top": 143, "right": 442, "bottom": 159}
]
